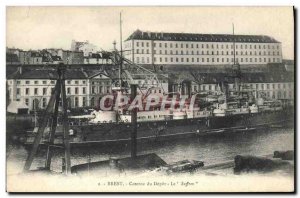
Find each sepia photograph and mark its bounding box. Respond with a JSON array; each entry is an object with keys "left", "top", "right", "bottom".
[{"left": 5, "top": 6, "right": 295, "bottom": 193}]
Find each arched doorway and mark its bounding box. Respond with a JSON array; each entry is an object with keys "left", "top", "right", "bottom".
[
  {"left": 66, "top": 97, "right": 72, "bottom": 109},
  {"left": 32, "top": 98, "right": 39, "bottom": 111},
  {"left": 181, "top": 80, "right": 192, "bottom": 96},
  {"left": 90, "top": 97, "right": 95, "bottom": 108}
]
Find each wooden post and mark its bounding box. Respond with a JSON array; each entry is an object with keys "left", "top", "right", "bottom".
[
  {"left": 60, "top": 66, "right": 72, "bottom": 175},
  {"left": 130, "top": 84, "right": 137, "bottom": 158},
  {"left": 45, "top": 77, "right": 61, "bottom": 170},
  {"left": 23, "top": 80, "right": 60, "bottom": 171}
]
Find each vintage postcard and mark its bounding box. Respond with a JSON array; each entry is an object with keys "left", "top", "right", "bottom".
[{"left": 6, "top": 6, "right": 295, "bottom": 192}]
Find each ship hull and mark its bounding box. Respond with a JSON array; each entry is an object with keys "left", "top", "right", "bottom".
[{"left": 24, "top": 109, "right": 294, "bottom": 147}]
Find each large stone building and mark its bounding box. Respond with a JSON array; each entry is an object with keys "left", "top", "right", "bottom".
[
  {"left": 6, "top": 66, "right": 169, "bottom": 111},
  {"left": 124, "top": 30, "right": 282, "bottom": 65}
]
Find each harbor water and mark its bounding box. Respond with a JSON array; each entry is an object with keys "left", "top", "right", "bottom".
[{"left": 7, "top": 127, "right": 294, "bottom": 176}]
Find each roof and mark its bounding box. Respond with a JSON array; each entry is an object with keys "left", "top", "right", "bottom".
[
  {"left": 7, "top": 68, "right": 88, "bottom": 80},
  {"left": 126, "top": 30, "right": 280, "bottom": 43}
]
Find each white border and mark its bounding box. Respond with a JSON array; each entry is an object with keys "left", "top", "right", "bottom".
[{"left": 1, "top": 0, "right": 298, "bottom": 197}]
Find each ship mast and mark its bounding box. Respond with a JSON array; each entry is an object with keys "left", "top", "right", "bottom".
[{"left": 119, "top": 12, "right": 123, "bottom": 89}]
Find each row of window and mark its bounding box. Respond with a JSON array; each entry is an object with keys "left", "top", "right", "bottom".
[
  {"left": 134, "top": 49, "right": 281, "bottom": 56},
  {"left": 135, "top": 56, "right": 281, "bottom": 64},
  {"left": 191, "top": 83, "right": 293, "bottom": 92},
  {"left": 15, "top": 80, "right": 86, "bottom": 85},
  {"left": 91, "top": 86, "right": 111, "bottom": 94},
  {"left": 16, "top": 87, "right": 88, "bottom": 96},
  {"left": 25, "top": 96, "right": 87, "bottom": 109},
  {"left": 134, "top": 41, "right": 280, "bottom": 50}
]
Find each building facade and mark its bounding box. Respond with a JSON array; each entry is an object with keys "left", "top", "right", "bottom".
[
  {"left": 6, "top": 66, "right": 170, "bottom": 112},
  {"left": 71, "top": 40, "right": 98, "bottom": 57},
  {"left": 7, "top": 69, "right": 90, "bottom": 111},
  {"left": 124, "top": 30, "right": 282, "bottom": 65}
]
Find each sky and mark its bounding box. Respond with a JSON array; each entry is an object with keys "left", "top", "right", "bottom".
[{"left": 6, "top": 6, "right": 294, "bottom": 59}]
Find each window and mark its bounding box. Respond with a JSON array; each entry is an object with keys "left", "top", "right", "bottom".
[
  {"left": 25, "top": 81, "right": 30, "bottom": 84},
  {"left": 25, "top": 98, "right": 29, "bottom": 106},
  {"left": 43, "top": 88, "right": 47, "bottom": 95},
  {"left": 43, "top": 81, "right": 47, "bottom": 85},
  {"left": 34, "top": 88, "right": 38, "bottom": 95},
  {"left": 75, "top": 87, "right": 78, "bottom": 94},
  {"left": 136, "top": 42, "right": 139, "bottom": 47},
  {"left": 34, "top": 81, "right": 38, "bottom": 85},
  {"left": 42, "top": 98, "right": 47, "bottom": 108},
  {"left": 92, "top": 86, "right": 95, "bottom": 94},
  {"left": 82, "top": 97, "right": 86, "bottom": 107},
  {"left": 82, "top": 87, "right": 86, "bottom": 94},
  {"left": 25, "top": 88, "right": 29, "bottom": 95},
  {"left": 74, "top": 97, "right": 79, "bottom": 107},
  {"left": 51, "top": 81, "right": 55, "bottom": 84},
  {"left": 17, "top": 81, "right": 20, "bottom": 85}
]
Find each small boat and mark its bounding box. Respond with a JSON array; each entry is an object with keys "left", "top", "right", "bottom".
[{"left": 156, "top": 160, "right": 204, "bottom": 173}]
